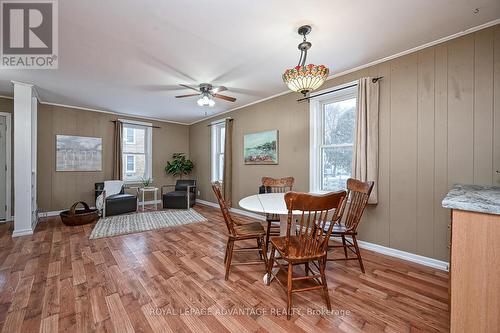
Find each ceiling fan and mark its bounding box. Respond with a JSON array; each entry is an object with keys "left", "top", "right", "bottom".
[{"left": 175, "top": 83, "right": 236, "bottom": 107}]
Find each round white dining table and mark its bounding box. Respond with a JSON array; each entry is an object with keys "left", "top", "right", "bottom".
[
  {"left": 239, "top": 192, "right": 299, "bottom": 283},
  {"left": 239, "top": 192, "right": 301, "bottom": 235}
]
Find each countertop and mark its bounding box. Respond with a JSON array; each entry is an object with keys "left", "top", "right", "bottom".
[{"left": 442, "top": 184, "right": 500, "bottom": 215}]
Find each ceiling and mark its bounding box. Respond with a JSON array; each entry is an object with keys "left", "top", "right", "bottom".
[{"left": 1, "top": 0, "right": 499, "bottom": 124}]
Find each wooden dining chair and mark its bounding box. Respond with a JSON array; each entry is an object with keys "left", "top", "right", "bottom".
[
  {"left": 326, "top": 178, "right": 374, "bottom": 273},
  {"left": 260, "top": 177, "right": 294, "bottom": 249},
  {"left": 212, "top": 182, "right": 268, "bottom": 280},
  {"left": 266, "top": 190, "right": 347, "bottom": 319}
]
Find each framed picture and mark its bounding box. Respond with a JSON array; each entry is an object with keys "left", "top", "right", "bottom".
[
  {"left": 244, "top": 130, "right": 278, "bottom": 165},
  {"left": 56, "top": 135, "right": 102, "bottom": 171}
]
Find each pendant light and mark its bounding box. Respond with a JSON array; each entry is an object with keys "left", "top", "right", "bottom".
[{"left": 282, "top": 25, "right": 329, "bottom": 96}]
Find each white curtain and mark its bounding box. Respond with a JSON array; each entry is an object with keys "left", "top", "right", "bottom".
[{"left": 353, "top": 77, "right": 380, "bottom": 204}]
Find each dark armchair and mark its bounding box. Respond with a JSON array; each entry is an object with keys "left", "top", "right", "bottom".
[
  {"left": 162, "top": 180, "right": 196, "bottom": 209},
  {"left": 95, "top": 182, "right": 137, "bottom": 217}
]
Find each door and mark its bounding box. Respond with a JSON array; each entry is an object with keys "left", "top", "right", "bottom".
[{"left": 0, "top": 115, "right": 6, "bottom": 220}]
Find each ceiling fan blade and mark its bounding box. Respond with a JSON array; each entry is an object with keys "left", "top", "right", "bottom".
[
  {"left": 179, "top": 84, "right": 200, "bottom": 92},
  {"left": 212, "top": 86, "right": 227, "bottom": 93},
  {"left": 175, "top": 93, "right": 200, "bottom": 98},
  {"left": 214, "top": 94, "right": 236, "bottom": 102}
]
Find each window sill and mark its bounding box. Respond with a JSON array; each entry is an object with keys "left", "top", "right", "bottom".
[{"left": 124, "top": 179, "right": 154, "bottom": 185}]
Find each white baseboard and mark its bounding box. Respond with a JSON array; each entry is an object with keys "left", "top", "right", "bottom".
[
  {"left": 141, "top": 200, "right": 162, "bottom": 206},
  {"left": 0, "top": 216, "right": 14, "bottom": 223},
  {"left": 196, "top": 199, "right": 449, "bottom": 271},
  {"left": 352, "top": 238, "right": 449, "bottom": 271},
  {"left": 38, "top": 210, "right": 64, "bottom": 218},
  {"left": 195, "top": 199, "right": 219, "bottom": 208},
  {"left": 12, "top": 228, "right": 34, "bottom": 237},
  {"left": 37, "top": 201, "right": 162, "bottom": 219}
]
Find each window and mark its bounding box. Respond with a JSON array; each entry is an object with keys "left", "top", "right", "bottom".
[
  {"left": 124, "top": 127, "right": 135, "bottom": 144},
  {"left": 310, "top": 83, "right": 357, "bottom": 192},
  {"left": 125, "top": 155, "right": 135, "bottom": 172},
  {"left": 121, "top": 120, "right": 152, "bottom": 182},
  {"left": 211, "top": 121, "right": 226, "bottom": 182}
]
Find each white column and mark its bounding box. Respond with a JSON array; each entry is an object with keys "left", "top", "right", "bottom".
[{"left": 12, "top": 82, "right": 36, "bottom": 237}]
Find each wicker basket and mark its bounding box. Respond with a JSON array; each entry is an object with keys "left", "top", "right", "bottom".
[{"left": 60, "top": 201, "right": 99, "bottom": 226}]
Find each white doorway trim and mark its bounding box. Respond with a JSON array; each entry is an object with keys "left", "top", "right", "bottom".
[{"left": 0, "top": 112, "right": 12, "bottom": 222}]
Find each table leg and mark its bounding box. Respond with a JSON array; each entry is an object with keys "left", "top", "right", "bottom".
[
  {"left": 154, "top": 189, "right": 158, "bottom": 210},
  {"left": 142, "top": 190, "right": 145, "bottom": 211}
]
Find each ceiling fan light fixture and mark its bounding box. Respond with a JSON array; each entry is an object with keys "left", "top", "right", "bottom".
[
  {"left": 282, "top": 25, "right": 329, "bottom": 96},
  {"left": 197, "top": 94, "right": 215, "bottom": 107},
  {"left": 176, "top": 83, "right": 235, "bottom": 107}
]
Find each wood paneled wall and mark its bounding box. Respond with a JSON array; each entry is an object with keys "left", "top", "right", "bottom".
[
  {"left": 189, "top": 25, "right": 500, "bottom": 261},
  {"left": 36, "top": 104, "right": 189, "bottom": 212}
]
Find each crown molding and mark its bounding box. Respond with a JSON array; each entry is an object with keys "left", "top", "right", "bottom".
[
  {"left": 189, "top": 89, "right": 293, "bottom": 126},
  {"left": 10, "top": 80, "right": 34, "bottom": 88},
  {"left": 0, "top": 94, "right": 189, "bottom": 125},
  {"left": 37, "top": 101, "right": 189, "bottom": 126},
  {"left": 188, "top": 18, "right": 500, "bottom": 126}
]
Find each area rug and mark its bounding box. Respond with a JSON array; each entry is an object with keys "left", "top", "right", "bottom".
[{"left": 89, "top": 209, "right": 207, "bottom": 239}]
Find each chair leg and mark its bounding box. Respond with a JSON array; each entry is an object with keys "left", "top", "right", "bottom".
[
  {"left": 352, "top": 235, "right": 365, "bottom": 273},
  {"left": 341, "top": 235, "right": 348, "bottom": 258},
  {"left": 223, "top": 237, "right": 230, "bottom": 264},
  {"left": 260, "top": 236, "right": 268, "bottom": 267},
  {"left": 225, "top": 239, "right": 235, "bottom": 281},
  {"left": 287, "top": 262, "right": 293, "bottom": 320},
  {"left": 257, "top": 237, "right": 263, "bottom": 260},
  {"left": 304, "top": 262, "right": 309, "bottom": 276},
  {"left": 266, "top": 245, "right": 275, "bottom": 286},
  {"left": 319, "top": 258, "right": 331, "bottom": 311}
]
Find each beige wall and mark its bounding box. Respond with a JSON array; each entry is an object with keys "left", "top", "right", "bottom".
[
  {"left": 0, "top": 98, "right": 13, "bottom": 113},
  {"left": 189, "top": 25, "right": 500, "bottom": 261},
  {"left": 37, "top": 104, "right": 189, "bottom": 212}
]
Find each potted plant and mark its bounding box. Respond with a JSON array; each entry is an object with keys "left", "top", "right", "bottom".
[
  {"left": 141, "top": 177, "right": 153, "bottom": 188},
  {"left": 165, "top": 153, "right": 194, "bottom": 179}
]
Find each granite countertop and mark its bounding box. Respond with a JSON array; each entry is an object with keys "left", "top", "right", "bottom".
[{"left": 442, "top": 184, "right": 500, "bottom": 215}]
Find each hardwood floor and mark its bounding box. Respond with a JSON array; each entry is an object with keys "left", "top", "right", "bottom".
[{"left": 0, "top": 204, "right": 450, "bottom": 332}]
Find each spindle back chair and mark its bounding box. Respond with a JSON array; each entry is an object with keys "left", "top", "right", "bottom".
[
  {"left": 266, "top": 190, "right": 347, "bottom": 319},
  {"left": 212, "top": 182, "right": 268, "bottom": 280},
  {"left": 260, "top": 177, "right": 294, "bottom": 248},
  {"left": 326, "top": 178, "right": 374, "bottom": 273}
]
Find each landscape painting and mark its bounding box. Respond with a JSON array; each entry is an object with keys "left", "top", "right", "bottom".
[
  {"left": 244, "top": 130, "right": 278, "bottom": 165},
  {"left": 56, "top": 135, "right": 102, "bottom": 171}
]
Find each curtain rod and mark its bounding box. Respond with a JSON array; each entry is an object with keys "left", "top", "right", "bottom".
[
  {"left": 297, "top": 76, "right": 383, "bottom": 102},
  {"left": 110, "top": 120, "right": 161, "bottom": 129},
  {"left": 207, "top": 118, "right": 233, "bottom": 127}
]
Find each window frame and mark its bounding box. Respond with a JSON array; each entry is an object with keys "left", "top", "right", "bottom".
[
  {"left": 125, "top": 154, "right": 136, "bottom": 173},
  {"left": 211, "top": 120, "right": 226, "bottom": 182},
  {"left": 120, "top": 119, "right": 153, "bottom": 183},
  {"left": 309, "top": 82, "right": 358, "bottom": 193},
  {"left": 124, "top": 127, "right": 136, "bottom": 144}
]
